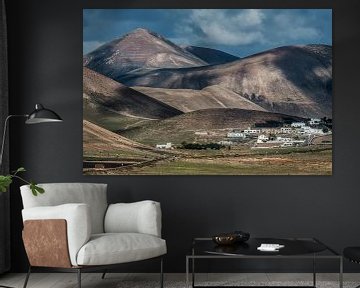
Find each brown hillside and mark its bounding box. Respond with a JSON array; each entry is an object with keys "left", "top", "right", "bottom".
[
  {"left": 83, "top": 67, "right": 182, "bottom": 122},
  {"left": 83, "top": 120, "right": 163, "bottom": 160},
  {"left": 132, "top": 85, "right": 266, "bottom": 113}
]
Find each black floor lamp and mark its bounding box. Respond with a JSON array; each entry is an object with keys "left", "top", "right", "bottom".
[
  {"left": 0, "top": 103, "right": 63, "bottom": 167},
  {"left": 0, "top": 103, "right": 62, "bottom": 288}
]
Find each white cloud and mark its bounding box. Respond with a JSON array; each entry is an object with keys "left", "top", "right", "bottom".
[
  {"left": 180, "top": 9, "right": 266, "bottom": 46},
  {"left": 176, "top": 9, "right": 324, "bottom": 48}
]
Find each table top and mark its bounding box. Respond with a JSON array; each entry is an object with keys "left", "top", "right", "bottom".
[{"left": 190, "top": 237, "right": 340, "bottom": 258}]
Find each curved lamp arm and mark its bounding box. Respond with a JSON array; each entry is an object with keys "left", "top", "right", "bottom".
[
  {"left": 0, "top": 114, "right": 28, "bottom": 169},
  {"left": 0, "top": 104, "right": 63, "bottom": 170}
]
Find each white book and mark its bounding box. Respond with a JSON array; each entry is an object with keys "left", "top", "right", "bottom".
[{"left": 257, "top": 243, "right": 285, "bottom": 251}]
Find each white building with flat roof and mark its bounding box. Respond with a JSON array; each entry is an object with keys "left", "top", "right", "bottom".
[
  {"left": 291, "top": 122, "right": 306, "bottom": 128},
  {"left": 276, "top": 136, "right": 293, "bottom": 142},
  {"left": 227, "top": 132, "right": 246, "bottom": 138},
  {"left": 244, "top": 128, "right": 261, "bottom": 135},
  {"left": 309, "top": 118, "right": 321, "bottom": 125},
  {"left": 280, "top": 127, "right": 293, "bottom": 133},
  {"left": 156, "top": 142, "right": 172, "bottom": 149},
  {"left": 257, "top": 134, "right": 269, "bottom": 143},
  {"left": 300, "top": 127, "right": 325, "bottom": 135}
]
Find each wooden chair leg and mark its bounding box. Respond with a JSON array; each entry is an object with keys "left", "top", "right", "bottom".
[
  {"left": 22, "top": 266, "right": 31, "bottom": 288},
  {"left": 77, "top": 269, "right": 81, "bottom": 288}
]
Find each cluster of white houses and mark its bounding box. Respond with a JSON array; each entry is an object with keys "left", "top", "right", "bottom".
[
  {"left": 224, "top": 118, "right": 331, "bottom": 148},
  {"left": 155, "top": 119, "right": 331, "bottom": 150},
  {"left": 225, "top": 118, "right": 331, "bottom": 148}
]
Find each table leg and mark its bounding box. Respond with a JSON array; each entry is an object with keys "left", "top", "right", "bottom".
[
  {"left": 192, "top": 257, "right": 195, "bottom": 288},
  {"left": 313, "top": 255, "right": 316, "bottom": 287},
  {"left": 186, "top": 257, "right": 189, "bottom": 288},
  {"left": 339, "top": 257, "right": 343, "bottom": 288}
]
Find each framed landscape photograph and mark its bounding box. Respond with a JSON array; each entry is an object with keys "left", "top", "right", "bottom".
[{"left": 83, "top": 9, "right": 332, "bottom": 175}]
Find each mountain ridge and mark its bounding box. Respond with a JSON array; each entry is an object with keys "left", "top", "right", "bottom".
[
  {"left": 183, "top": 45, "right": 240, "bottom": 65},
  {"left": 84, "top": 28, "right": 208, "bottom": 81}
]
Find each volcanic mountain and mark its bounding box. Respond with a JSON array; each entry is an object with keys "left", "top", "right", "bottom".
[
  {"left": 183, "top": 46, "right": 239, "bottom": 65},
  {"left": 83, "top": 67, "right": 182, "bottom": 120},
  {"left": 83, "top": 28, "right": 207, "bottom": 82},
  {"left": 122, "top": 45, "right": 332, "bottom": 118}
]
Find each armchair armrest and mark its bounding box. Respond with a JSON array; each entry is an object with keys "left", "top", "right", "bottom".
[
  {"left": 104, "top": 200, "right": 162, "bottom": 237},
  {"left": 22, "top": 203, "right": 91, "bottom": 266}
]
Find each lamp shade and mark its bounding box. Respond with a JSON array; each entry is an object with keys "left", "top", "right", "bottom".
[{"left": 25, "top": 104, "right": 63, "bottom": 124}]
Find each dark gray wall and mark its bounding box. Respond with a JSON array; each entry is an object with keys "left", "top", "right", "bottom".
[{"left": 5, "top": 0, "right": 360, "bottom": 273}]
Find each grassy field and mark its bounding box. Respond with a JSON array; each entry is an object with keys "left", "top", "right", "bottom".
[{"left": 84, "top": 146, "right": 332, "bottom": 175}]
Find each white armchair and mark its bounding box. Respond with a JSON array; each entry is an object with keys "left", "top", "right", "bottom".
[{"left": 20, "top": 183, "right": 166, "bottom": 288}]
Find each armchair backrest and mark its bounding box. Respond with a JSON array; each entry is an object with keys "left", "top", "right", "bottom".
[{"left": 20, "top": 183, "right": 108, "bottom": 234}]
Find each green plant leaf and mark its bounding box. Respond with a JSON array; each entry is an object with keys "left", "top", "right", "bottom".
[
  {"left": 15, "top": 167, "right": 26, "bottom": 173},
  {"left": 35, "top": 185, "right": 45, "bottom": 194},
  {"left": 30, "top": 181, "right": 44, "bottom": 196},
  {"left": 0, "top": 175, "right": 13, "bottom": 192}
]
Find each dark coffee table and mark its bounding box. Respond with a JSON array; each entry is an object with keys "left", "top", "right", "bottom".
[{"left": 186, "top": 237, "right": 342, "bottom": 288}]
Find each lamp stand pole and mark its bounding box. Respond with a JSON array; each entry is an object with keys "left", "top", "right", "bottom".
[
  {"left": 0, "top": 115, "right": 27, "bottom": 288},
  {"left": 0, "top": 115, "right": 28, "bottom": 169}
]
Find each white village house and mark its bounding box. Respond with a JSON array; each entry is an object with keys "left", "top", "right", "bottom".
[
  {"left": 300, "top": 127, "right": 325, "bottom": 135},
  {"left": 309, "top": 118, "right": 321, "bottom": 125},
  {"left": 156, "top": 142, "right": 172, "bottom": 149},
  {"left": 291, "top": 122, "right": 306, "bottom": 128},
  {"left": 276, "top": 136, "right": 293, "bottom": 142},
  {"left": 227, "top": 132, "right": 246, "bottom": 138},
  {"left": 280, "top": 127, "right": 293, "bottom": 133},
  {"left": 256, "top": 134, "right": 269, "bottom": 143},
  {"left": 244, "top": 128, "right": 261, "bottom": 135}
]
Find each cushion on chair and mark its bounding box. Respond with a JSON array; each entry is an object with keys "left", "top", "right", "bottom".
[
  {"left": 105, "top": 201, "right": 162, "bottom": 237},
  {"left": 76, "top": 233, "right": 167, "bottom": 266},
  {"left": 344, "top": 247, "right": 360, "bottom": 263},
  {"left": 20, "top": 183, "right": 108, "bottom": 234}
]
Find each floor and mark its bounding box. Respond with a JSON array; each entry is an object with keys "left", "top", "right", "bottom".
[{"left": 0, "top": 273, "right": 359, "bottom": 288}]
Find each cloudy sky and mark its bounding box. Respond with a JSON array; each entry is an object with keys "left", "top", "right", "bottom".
[{"left": 83, "top": 9, "right": 332, "bottom": 57}]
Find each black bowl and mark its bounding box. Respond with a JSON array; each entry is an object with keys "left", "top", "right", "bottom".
[{"left": 233, "top": 230, "right": 250, "bottom": 242}]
